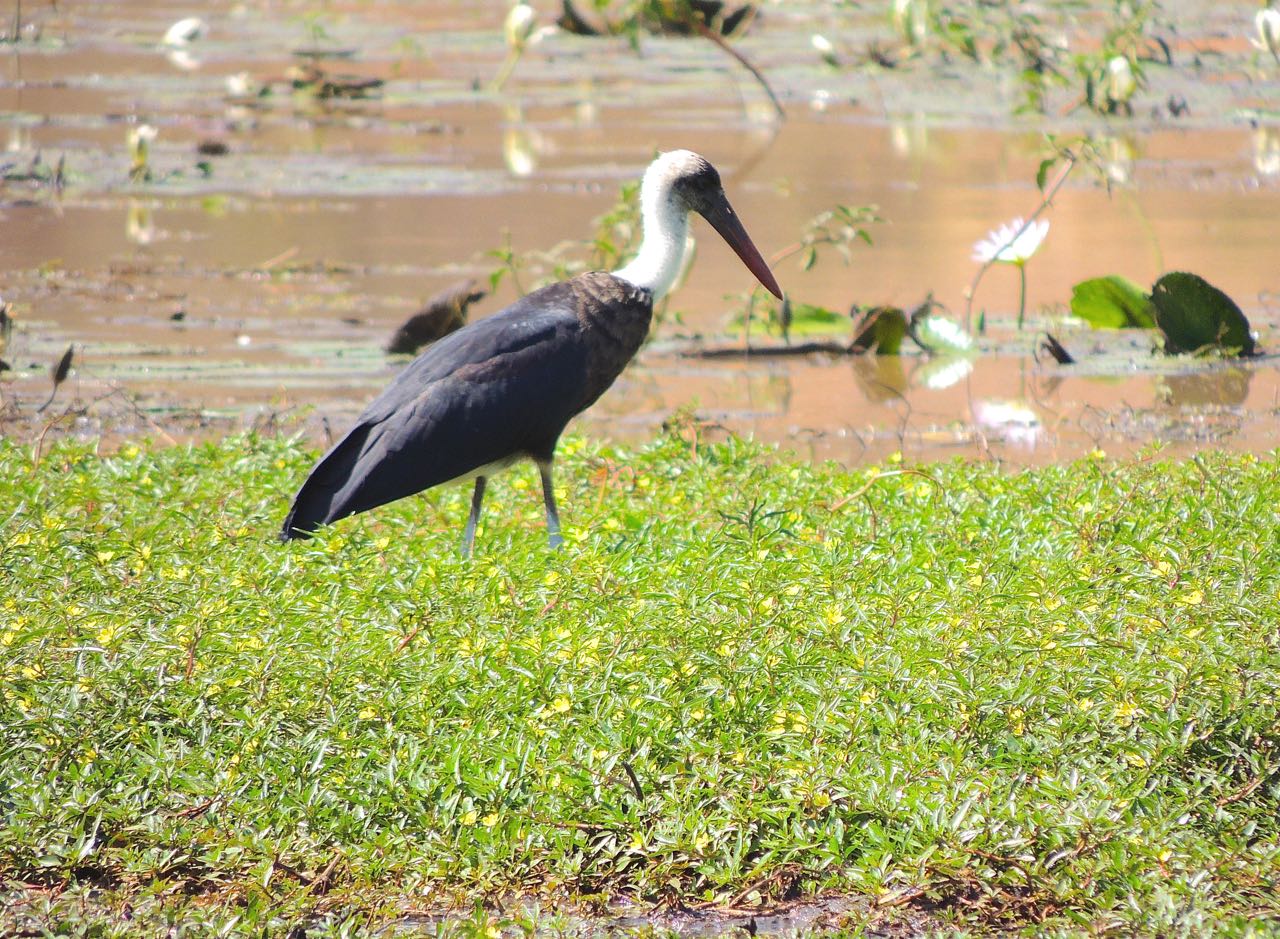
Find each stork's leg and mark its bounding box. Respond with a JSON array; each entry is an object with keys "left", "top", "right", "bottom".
[
  {"left": 461, "top": 475, "right": 486, "bottom": 557},
  {"left": 538, "top": 462, "right": 564, "bottom": 550}
]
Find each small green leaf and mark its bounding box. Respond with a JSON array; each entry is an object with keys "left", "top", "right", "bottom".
[
  {"left": 1069, "top": 276, "right": 1156, "bottom": 329},
  {"left": 1151, "top": 271, "right": 1255, "bottom": 356},
  {"left": 1036, "top": 157, "right": 1054, "bottom": 193}
]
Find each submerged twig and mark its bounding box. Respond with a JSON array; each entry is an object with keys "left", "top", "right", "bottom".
[{"left": 964, "top": 154, "right": 1076, "bottom": 330}]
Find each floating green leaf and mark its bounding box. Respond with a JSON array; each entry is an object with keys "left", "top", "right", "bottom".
[
  {"left": 851, "top": 305, "right": 907, "bottom": 355},
  {"left": 1069, "top": 275, "right": 1155, "bottom": 329},
  {"left": 1151, "top": 272, "right": 1255, "bottom": 356}
]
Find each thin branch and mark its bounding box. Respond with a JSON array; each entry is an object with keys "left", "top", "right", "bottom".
[
  {"left": 691, "top": 19, "right": 784, "bottom": 122},
  {"left": 964, "top": 154, "right": 1077, "bottom": 331}
]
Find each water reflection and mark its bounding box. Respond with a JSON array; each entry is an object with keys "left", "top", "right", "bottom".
[
  {"left": 502, "top": 103, "right": 548, "bottom": 178},
  {"left": 912, "top": 356, "right": 972, "bottom": 390},
  {"left": 1254, "top": 127, "right": 1280, "bottom": 177},
  {"left": 889, "top": 111, "right": 930, "bottom": 160},
  {"left": 1156, "top": 368, "right": 1253, "bottom": 407},
  {"left": 851, "top": 355, "right": 909, "bottom": 402},
  {"left": 1101, "top": 134, "right": 1138, "bottom": 186},
  {"left": 973, "top": 399, "right": 1042, "bottom": 448},
  {"left": 125, "top": 201, "right": 155, "bottom": 245}
]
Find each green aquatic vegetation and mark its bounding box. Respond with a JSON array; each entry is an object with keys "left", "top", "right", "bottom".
[
  {"left": 1151, "top": 272, "right": 1257, "bottom": 357},
  {"left": 1068, "top": 271, "right": 1257, "bottom": 358},
  {"left": 1, "top": 433, "right": 1278, "bottom": 935},
  {"left": 1070, "top": 275, "right": 1156, "bottom": 329}
]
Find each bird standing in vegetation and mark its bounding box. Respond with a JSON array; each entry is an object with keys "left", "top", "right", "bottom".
[{"left": 282, "top": 150, "right": 782, "bottom": 553}]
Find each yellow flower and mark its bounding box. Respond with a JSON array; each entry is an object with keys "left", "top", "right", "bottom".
[
  {"left": 592, "top": 747, "right": 609, "bottom": 761},
  {"left": 97, "top": 623, "right": 120, "bottom": 645},
  {"left": 358, "top": 706, "right": 378, "bottom": 720},
  {"left": 481, "top": 812, "right": 500, "bottom": 828},
  {"left": 860, "top": 688, "right": 877, "bottom": 704},
  {"left": 1178, "top": 588, "right": 1204, "bottom": 606},
  {"left": 811, "top": 791, "right": 832, "bottom": 809},
  {"left": 550, "top": 696, "right": 571, "bottom": 714},
  {"left": 460, "top": 809, "right": 479, "bottom": 825},
  {"left": 690, "top": 708, "right": 706, "bottom": 721}
]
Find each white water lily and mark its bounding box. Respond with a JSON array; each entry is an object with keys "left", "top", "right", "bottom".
[
  {"left": 493, "top": 3, "right": 545, "bottom": 91},
  {"left": 893, "top": 0, "right": 928, "bottom": 45},
  {"left": 225, "top": 72, "right": 255, "bottom": 98},
  {"left": 1104, "top": 55, "right": 1137, "bottom": 109},
  {"left": 811, "top": 34, "right": 839, "bottom": 67},
  {"left": 1254, "top": 8, "right": 1280, "bottom": 60},
  {"left": 972, "top": 217, "right": 1049, "bottom": 265},
  {"left": 162, "top": 16, "right": 207, "bottom": 46},
  {"left": 504, "top": 3, "right": 536, "bottom": 50},
  {"left": 972, "top": 216, "right": 1050, "bottom": 328}
]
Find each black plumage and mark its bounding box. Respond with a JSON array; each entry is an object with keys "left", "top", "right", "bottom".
[{"left": 283, "top": 273, "right": 650, "bottom": 545}]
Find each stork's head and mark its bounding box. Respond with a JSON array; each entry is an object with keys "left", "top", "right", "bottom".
[{"left": 643, "top": 150, "right": 783, "bottom": 299}]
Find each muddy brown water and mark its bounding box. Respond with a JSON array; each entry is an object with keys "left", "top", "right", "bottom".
[{"left": 2, "top": 0, "right": 1279, "bottom": 470}]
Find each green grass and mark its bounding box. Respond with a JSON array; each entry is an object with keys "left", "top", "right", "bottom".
[{"left": 1, "top": 429, "right": 1278, "bottom": 936}]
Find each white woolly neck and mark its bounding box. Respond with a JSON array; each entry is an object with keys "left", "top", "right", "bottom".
[{"left": 614, "top": 160, "right": 693, "bottom": 300}]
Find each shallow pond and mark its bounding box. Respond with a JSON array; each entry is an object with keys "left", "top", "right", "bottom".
[{"left": 2, "top": 0, "right": 1279, "bottom": 465}]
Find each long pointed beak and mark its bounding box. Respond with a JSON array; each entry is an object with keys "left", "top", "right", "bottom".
[{"left": 700, "top": 191, "right": 783, "bottom": 300}]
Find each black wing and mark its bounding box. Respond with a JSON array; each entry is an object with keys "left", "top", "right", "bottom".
[{"left": 282, "top": 282, "right": 589, "bottom": 538}]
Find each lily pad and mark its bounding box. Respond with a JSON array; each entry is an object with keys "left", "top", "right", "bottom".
[
  {"left": 851, "top": 305, "right": 907, "bottom": 355},
  {"left": 1151, "top": 272, "right": 1255, "bottom": 356},
  {"left": 1070, "top": 275, "right": 1156, "bottom": 329}
]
